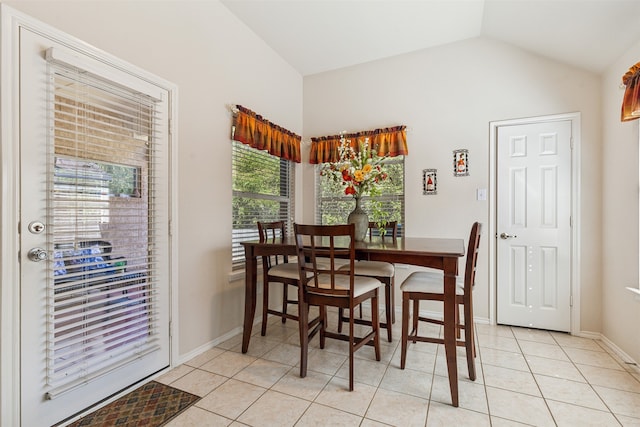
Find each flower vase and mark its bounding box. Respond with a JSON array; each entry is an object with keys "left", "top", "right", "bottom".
[{"left": 348, "top": 196, "right": 368, "bottom": 241}]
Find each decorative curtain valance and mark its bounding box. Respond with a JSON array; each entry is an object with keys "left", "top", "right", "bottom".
[
  {"left": 309, "top": 125, "right": 408, "bottom": 164},
  {"left": 232, "top": 105, "right": 302, "bottom": 162},
  {"left": 621, "top": 61, "right": 640, "bottom": 122}
]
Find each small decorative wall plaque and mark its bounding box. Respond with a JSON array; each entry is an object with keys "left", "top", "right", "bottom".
[
  {"left": 423, "top": 169, "right": 437, "bottom": 195},
  {"left": 453, "top": 149, "right": 469, "bottom": 176}
]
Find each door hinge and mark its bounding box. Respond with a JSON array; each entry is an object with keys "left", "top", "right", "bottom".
[
  {"left": 168, "top": 219, "right": 172, "bottom": 237},
  {"left": 169, "top": 320, "right": 173, "bottom": 338},
  {"left": 570, "top": 137, "right": 574, "bottom": 150},
  {"left": 569, "top": 216, "right": 572, "bottom": 227},
  {"left": 570, "top": 295, "right": 573, "bottom": 307},
  {"left": 168, "top": 118, "right": 173, "bottom": 136}
]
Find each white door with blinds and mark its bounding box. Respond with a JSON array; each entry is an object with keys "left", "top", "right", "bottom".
[{"left": 19, "top": 28, "right": 171, "bottom": 426}]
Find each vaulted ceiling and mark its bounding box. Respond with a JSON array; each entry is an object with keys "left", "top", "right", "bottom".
[{"left": 221, "top": 0, "right": 640, "bottom": 76}]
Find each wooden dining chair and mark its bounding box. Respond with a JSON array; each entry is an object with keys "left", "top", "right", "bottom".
[
  {"left": 337, "top": 221, "right": 397, "bottom": 342},
  {"left": 399, "top": 222, "right": 482, "bottom": 396},
  {"left": 294, "top": 223, "right": 383, "bottom": 391},
  {"left": 257, "top": 220, "right": 301, "bottom": 336}
]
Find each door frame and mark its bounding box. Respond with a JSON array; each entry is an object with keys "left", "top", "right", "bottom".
[
  {"left": 488, "top": 112, "right": 581, "bottom": 335},
  {"left": 0, "top": 5, "right": 179, "bottom": 426}
]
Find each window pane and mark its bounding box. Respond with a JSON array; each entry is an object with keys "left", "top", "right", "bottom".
[
  {"left": 316, "top": 157, "right": 405, "bottom": 235},
  {"left": 232, "top": 141, "right": 294, "bottom": 268}
]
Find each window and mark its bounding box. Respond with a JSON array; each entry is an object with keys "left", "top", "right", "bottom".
[
  {"left": 232, "top": 141, "right": 295, "bottom": 269},
  {"left": 45, "top": 53, "right": 167, "bottom": 398},
  {"left": 316, "top": 156, "right": 405, "bottom": 234}
]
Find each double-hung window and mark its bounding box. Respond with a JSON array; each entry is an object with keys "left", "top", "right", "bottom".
[
  {"left": 316, "top": 156, "right": 405, "bottom": 234},
  {"left": 231, "top": 141, "right": 295, "bottom": 269}
]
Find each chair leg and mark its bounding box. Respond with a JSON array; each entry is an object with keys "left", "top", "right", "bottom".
[
  {"left": 412, "top": 299, "right": 419, "bottom": 343},
  {"left": 348, "top": 309, "right": 355, "bottom": 391},
  {"left": 298, "top": 300, "right": 309, "bottom": 378},
  {"left": 384, "top": 281, "right": 393, "bottom": 342},
  {"left": 319, "top": 305, "right": 326, "bottom": 349},
  {"left": 464, "top": 298, "right": 476, "bottom": 381},
  {"left": 400, "top": 293, "right": 410, "bottom": 369},
  {"left": 455, "top": 302, "right": 461, "bottom": 339},
  {"left": 390, "top": 277, "right": 396, "bottom": 324},
  {"left": 282, "top": 283, "right": 288, "bottom": 323},
  {"left": 261, "top": 280, "right": 269, "bottom": 336},
  {"left": 372, "top": 292, "right": 381, "bottom": 361},
  {"left": 338, "top": 308, "right": 344, "bottom": 333}
]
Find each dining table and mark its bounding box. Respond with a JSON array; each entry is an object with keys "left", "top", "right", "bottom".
[{"left": 241, "top": 235, "right": 465, "bottom": 406}]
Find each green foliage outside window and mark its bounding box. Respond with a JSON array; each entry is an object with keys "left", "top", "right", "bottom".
[
  {"left": 231, "top": 141, "right": 294, "bottom": 268},
  {"left": 232, "top": 143, "right": 290, "bottom": 228},
  {"left": 317, "top": 158, "right": 404, "bottom": 232},
  {"left": 100, "top": 163, "right": 140, "bottom": 197}
]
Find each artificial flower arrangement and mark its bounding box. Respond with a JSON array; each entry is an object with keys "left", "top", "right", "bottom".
[{"left": 320, "top": 133, "right": 389, "bottom": 198}]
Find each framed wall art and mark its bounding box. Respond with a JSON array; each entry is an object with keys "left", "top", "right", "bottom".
[
  {"left": 453, "top": 149, "right": 469, "bottom": 176},
  {"left": 423, "top": 169, "right": 437, "bottom": 195}
]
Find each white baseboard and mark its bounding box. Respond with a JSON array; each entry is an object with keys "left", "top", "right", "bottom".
[
  {"left": 175, "top": 324, "right": 247, "bottom": 366},
  {"left": 599, "top": 334, "right": 640, "bottom": 371},
  {"left": 572, "top": 330, "right": 600, "bottom": 340}
]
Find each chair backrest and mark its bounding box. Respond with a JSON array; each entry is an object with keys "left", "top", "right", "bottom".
[
  {"left": 294, "top": 223, "right": 355, "bottom": 297},
  {"left": 258, "top": 220, "right": 286, "bottom": 242},
  {"left": 257, "top": 221, "right": 288, "bottom": 267},
  {"left": 463, "top": 222, "right": 482, "bottom": 294},
  {"left": 368, "top": 221, "right": 398, "bottom": 241}
]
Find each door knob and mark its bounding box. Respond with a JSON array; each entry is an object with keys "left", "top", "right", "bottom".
[
  {"left": 500, "top": 232, "right": 517, "bottom": 240},
  {"left": 28, "top": 247, "right": 48, "bottom": 262}
]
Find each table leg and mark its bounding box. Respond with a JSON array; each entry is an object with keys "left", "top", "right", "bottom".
[
  {"left": 443, "top": 257, "right": 459, "bottom": 407},
  {"left": 242, "top": 249, "right": 258, "bottom": 353}
]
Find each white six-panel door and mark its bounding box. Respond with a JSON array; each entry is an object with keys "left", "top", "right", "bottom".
[{"left": 496, "top": 120, "right": 572, "bottom": 332}]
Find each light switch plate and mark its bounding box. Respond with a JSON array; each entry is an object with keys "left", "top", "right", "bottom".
[{"left": 477, "top": 188, "right": 487, "bottom": 201}]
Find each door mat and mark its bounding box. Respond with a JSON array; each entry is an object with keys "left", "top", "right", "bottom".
[{"left": 65, "top": 381, "right": 200, "bottom": 427}]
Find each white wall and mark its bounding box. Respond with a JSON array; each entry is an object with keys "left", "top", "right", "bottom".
[
  {"left": 6, "top": 0, "right": 623, "bottom": 361},
  {"left": 303, "top": 37, "right": 602, "bottom": 331},
  {"left": 601, "top": 41, "right": 640, "bottom": 364},
  {"left": 5, "top": 0, "right": 303, "bottom": 356}
]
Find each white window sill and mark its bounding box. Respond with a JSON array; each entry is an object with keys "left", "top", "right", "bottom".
[
  {"left": 625, "top": 287, "right": 640, "bottom": 301},
  {"left": 228, "top": 269, "right": 245, "bottom": 283}
]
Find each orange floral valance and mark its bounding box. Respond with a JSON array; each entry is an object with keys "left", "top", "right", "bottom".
[
  {"left": 309, "top": 125, "right": 408, "bottom": 164},
  {"left": 621, "top": 61, "right": 640, "bottom": 122},
  {"left": 232, "top": 105, "right": 301, "bottom": 162}
]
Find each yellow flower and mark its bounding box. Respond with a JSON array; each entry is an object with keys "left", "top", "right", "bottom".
[{"left": 320, "top": 134, "right": 389, "bottom": 198}]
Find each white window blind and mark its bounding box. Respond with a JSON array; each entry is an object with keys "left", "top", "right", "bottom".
[
  {"left": 316, "top": 157, "right": 405, "bottom": 235},
  {"left": 45, "top": 59, "right": 163, "bottom": 398},
  {"left": 232, "top": 141, "right": 295, "bottom": 269}
]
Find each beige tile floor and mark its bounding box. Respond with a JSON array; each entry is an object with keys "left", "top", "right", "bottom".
[{"left": 157, "top": 310, "right": 640, "bottom": 426}]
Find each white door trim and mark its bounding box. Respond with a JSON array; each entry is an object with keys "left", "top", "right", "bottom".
[
  {"left": 0, "top": 5, "right": 179, "bottom": 426},
  {"left": 489, "top": 113, "right": 581, "bottom": 335}
]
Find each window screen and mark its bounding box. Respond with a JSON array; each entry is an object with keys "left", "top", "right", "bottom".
[
  {"left": 316, "top": 157, "right": 405, "bottom": 235},
  {"left": 232, "top": 141, "right": 295, "bottom": 269},
  {"left": 45, "top": 58, "right": 164, "bottom": 398}
]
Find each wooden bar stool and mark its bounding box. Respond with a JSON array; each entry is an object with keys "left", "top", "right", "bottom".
[{"left": 399, "top": 222, "right": 482, "bottom": 404}]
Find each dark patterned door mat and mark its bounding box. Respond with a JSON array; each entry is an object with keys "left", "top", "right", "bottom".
[{"left": 65, "top": 381, "right": 200, "bottom": 427}]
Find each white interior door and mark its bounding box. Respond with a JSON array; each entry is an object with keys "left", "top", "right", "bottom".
[
  {"left": 19, "top": 28, "right": 171, "bottom": 426},
  {"left": 496, "top": 120, "right": 572, "bottom": 332}
]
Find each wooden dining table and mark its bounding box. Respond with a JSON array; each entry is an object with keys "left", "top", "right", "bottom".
[{"left": 241, "top": 236, "right": 465, "bottom": 406}]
